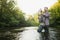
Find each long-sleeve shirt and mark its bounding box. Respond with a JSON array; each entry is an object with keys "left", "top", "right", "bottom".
[
  {"left": 43, "top": 12, "right": 50, "bottom": 26},
  {"left": 38, "top": 14, "right": 45, "bottom": 25}
]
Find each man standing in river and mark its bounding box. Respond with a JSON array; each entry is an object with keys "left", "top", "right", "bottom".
[
  {"left": 37, "top": 7, "right": 50, "bottom": 33},
  {"left": 43, "top": 7, "right": 50, "bottom": 32},
  {"left": 37, "top": 9, "right": 45, "bottom": 32}
]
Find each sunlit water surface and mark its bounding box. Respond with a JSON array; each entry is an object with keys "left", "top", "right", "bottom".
[{"left": 0, "top": 27, "right": 60, "bottom": 40}]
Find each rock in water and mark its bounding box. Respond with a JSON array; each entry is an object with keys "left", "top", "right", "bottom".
[{"left": 42, "top": 29, "right": 45, "bottom": 32}]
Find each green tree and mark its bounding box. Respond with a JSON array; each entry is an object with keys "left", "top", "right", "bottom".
[
  {"left": 26, "top": 15, "right": 39, "bottom": 26},
  {"left": 49, "top": 0, "right": 60, "bottom": 26},
  {"left": 58, "top": 0, "right": 60, "bottom": 2},
  {"left": 0, "top": 0, "right": 26, "bottom": 28}
]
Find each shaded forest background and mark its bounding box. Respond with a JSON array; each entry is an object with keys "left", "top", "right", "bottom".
[{"left": 0, "top": 0, "right": 60, "bottom": 29}]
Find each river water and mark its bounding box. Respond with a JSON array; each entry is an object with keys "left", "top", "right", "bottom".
[{"left": 0, "top": 27, "right": 60, "bottom": 40}]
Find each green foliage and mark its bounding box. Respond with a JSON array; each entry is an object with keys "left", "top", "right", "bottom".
[
  {"left": 0, "top": 0, "right": 26, "bottom": 28},
  {"left": 58, "top": 0, "right": 60, "bottom": 3},
  {"left": 26, "top": 20, "right": 38, "bottom": 26},
  {"left": 49, "top": 1, "right": 60, "bottom": 26},
  {"left": 26, "top": 15, "right": 39, "bottom": 26}
]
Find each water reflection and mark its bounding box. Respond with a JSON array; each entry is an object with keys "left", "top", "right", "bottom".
[
  {"left": 19, "top": 27, "right": 50, "bottom": 40},
  {"left": 19, "top": 29, "right": 40, "bottom": 40},
  {"left": 0, "top": 27, "right": 60, "bottom": 40},
  {"left": 40, "top": 31, "right": 50, "bottom": 40}
]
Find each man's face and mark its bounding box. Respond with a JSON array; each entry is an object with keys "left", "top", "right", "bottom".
[{"left": 44, "top": 7, "right": 48, "bottom": 11}]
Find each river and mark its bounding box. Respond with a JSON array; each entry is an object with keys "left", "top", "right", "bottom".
[{"left": 0, "top": 27, "right": 60, "bottom": 40}]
